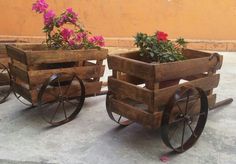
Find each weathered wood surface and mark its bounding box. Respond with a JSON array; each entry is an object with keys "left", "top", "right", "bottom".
[
  {"left": 7, "top": 44, "right": 107, "bottom": 103},
  {"left": 6, "top": 45, "right": 108, "bottom": 65},
  {"left": 108, "top": 77, "right": 153, "bottom": 107},
  {"left": 108, "top": 94, "right": 216, "bottom": 128},
  {"left": 0, "top": 58, "right": 9, "bottom": 68},
  {"left": 107, "top": 48, "right": 222, "bottom": 128},
  {"left": 0, "top": 74, "right": 9, "bottom": 85},
  {"left": 154, "top": 74, "right": 220, "bottom": 108},
  {"left": 108, "top": 50, "right": 222, "bottom": 82},
  {"left": 108, "top": 55, "right": 154, "bottom": 81},
  {"left": 30, "top": 81, "right": 102, "bottom": 104}
]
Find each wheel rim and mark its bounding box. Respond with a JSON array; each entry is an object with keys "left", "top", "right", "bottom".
[
  {"left": 106, "top": 92, "right": 133, "bottom": 126},
  {"left": 161, "top": 87, "right": 208, "bottom": 153},
  {"left": 38, "top": 73, "right": 85, "bottom": 126},
  {"left": 0, "top": 63, "right": 11, "bottom": 104}
]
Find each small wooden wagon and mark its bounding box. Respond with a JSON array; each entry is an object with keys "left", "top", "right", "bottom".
[
  {"left": 3, "top": 44, "right": 107, "bottom": 126},
  {"left": 0, "top": 40, "right": 27, "bottom": 103},
  {"left": 106, "top": 49, "right": 233, "bottom": 153}
]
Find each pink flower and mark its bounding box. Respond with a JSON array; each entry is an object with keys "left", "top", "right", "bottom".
[
  {"left": 32, "top": 0, "right": 48, "bottom": 13},
  {"left": 43, "top": 10, "right": 55, "bottom": 26},
  {"left": 60, "top": 28, "right": 74, "bottom": 41},
  {"left": 65, "top": 8, "right": 78, "bottom": 24},
  {"left": 76, "top": 32, "right": 87, "bottom": 41},
  {"left": 89, "top": 36, "right": 105, "bottom": 47},
  {"left": 156, "top": 31, "right": 168, "bottom": 42},
  {"left": 68, "top": 40, "right": 76, "bottom": 46}
]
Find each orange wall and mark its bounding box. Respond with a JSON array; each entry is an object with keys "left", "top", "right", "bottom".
[{"left": 0, "top": 0, "right": 236, "bottom": 40}]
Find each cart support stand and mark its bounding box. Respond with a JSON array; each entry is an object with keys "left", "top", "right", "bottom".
[{"left": 210, "top": 98, "right": 233, "bottom": 110}]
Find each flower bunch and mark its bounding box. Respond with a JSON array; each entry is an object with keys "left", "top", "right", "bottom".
[
  {"left": 32, "top": 0, "right": 105, "bottom": 50},
  {"left": 134, "top": 31, "right": 187, "bottom": 63}
]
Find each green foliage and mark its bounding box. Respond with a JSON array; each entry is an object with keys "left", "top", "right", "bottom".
[{"left": 134, "top": 32, "right": 187, "bottom": 63}]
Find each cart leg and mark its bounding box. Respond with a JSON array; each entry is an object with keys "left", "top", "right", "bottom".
[{"left": 209, "top": 98, "right": 233, "bottom": 110}]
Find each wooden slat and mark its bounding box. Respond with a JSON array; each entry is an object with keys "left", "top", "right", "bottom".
[
  {"left": 28, "top": 65, "right": 105, "bottom": 88},
  {"left": 6, "top": 45, "right": 27, "bottom": 64},
  {"left": 26, "top": 48, "right": 108, "bottom": 65},
  {"left": 0, "top": 53, "right": 7, "bottom": 58},
  {"left": 30, "top": 81, "right": 102, "bottom": 104},
  {"left": 152, "top": 94, "right": 216, "bottom": 128},
  {"left": 12, "top": 81, "right": 32, "bottom": 103},
  {"left": 108, "top": 77, "right": 153, "bottom": 107},
  {"left": 183, "top": 49, "right": 213, "bottom": 58},
  {"left": 109, "top": 98, "right": 158, "bottom": 128},
  {"left": 154, "top": 74, "right": 220, "bottom": 108},
  {"left": 154, "top": 55, "right": 222, "bottom": 81},
  {"left": 118, "top": 74, "right": 144, "bottom": 85},
  {"left": 108, "top": 55, "right": 154, "bottom": 81},
  {"left": 0, "top": 73, "right": 10, "bottom": 85},
  {"left": 0, "top": 58, "right": 9, "bottom": 67},
  {"left": 9, "top": 64, "right": 29, "bottom": 84}
]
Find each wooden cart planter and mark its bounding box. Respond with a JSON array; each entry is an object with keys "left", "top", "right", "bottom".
[
  {"left": 106, "top": 49, "right": 233, "bottom": 153},
  {"left": 5, "top": 44, "right": 108, "bottom": 126},
  {"left": 0, "top": 40, "right": 28, "bottom": 103}
]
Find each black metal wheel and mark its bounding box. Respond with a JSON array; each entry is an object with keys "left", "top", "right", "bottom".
[
  {"left": 13, "top": 91, "right": 33, "bottom": 106},
  {"left": 38, "top": 73, "right": 85, "bottom": 126},
  {"left": 161, "top": 86, "right": 208, "bottom": 153},
  {"left": 0, "top": 63, "right": 11, "bottom": 104},
  {"left": 106, "top": 92, "right": 133, "bottom": 126}
]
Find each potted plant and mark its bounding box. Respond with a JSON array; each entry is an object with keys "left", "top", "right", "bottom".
[
  {"left": 134, "top": 31, "right": 187, "bottom": 88},
  {"left": 6, "top": 0, "right": 108, "bottom": 104}
]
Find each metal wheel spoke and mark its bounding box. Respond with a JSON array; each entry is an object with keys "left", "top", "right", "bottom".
[
  {"left": 50, "top": 101, "right": 61, "bottom": 123},
  {"left": 47, "top": 90, "right": 58, "bottom": 99},
  {"left": 171, "top": 117, "right": 185, "bottom": 124},
  {"left": 57, "top": 79, "right": 63, "bottom": 95},
  {"left": 181, "top": 120, "right": 186, "bottom": 151},
  {"left": 186, "top": 121, "right": 197, "bottom": 138},
  {"left": 0, "top": 68, "right": 6, "bottom": 74},
  {"left": 185, "top": 92, "right": 190, "bottom": 114},
  {"left": 191, "top": 112, "right": 206, "bottom": 117},
  {"left": 64, "top": 75, "right": 75, "bottom": 95},
  {"left": 169, "top": 123, "right": 180, "bottom": 140},
  {"left": 187, "top": 98, "right": 199, "bottom": 115},
  {"left": 65, "top": 100, "right": 78, "bottom": 107},
  {"left": 118, "top": 115, "right": 122, "bottom": 123},
  {"left": 62, "top": 101, "right": 67, "bottom": 119},
  {"left": 176, "top": 102, "right": 184, "bottom": 115}
]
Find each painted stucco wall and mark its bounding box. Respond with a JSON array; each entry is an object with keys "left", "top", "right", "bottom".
[{"left": 0, "top": 0, "right": 236, "bottom": 41}]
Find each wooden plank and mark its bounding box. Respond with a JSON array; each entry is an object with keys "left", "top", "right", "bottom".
[
  {"left": 183, "top": 49, "right": 213, "bottom": 58},
  {"left": 6, "top": 45, "right": 27, "bottom": 64},
  {"left": 118, "top": 74, "right": 144, "bottom": 85},
  {"left": 154, "top": 74, "right": 220, "bottom": 108},
  {"left": 25, "top": 48, "right": 108, "bottom": 65},
  {"left": 0, "top": 53, "right": 7, "bottom": 58},
  {"left": 109, "top": 98, "right": 157, "bottom": 128},
  {"left": 9, "top": 64, "right": 29, "bottom": 84},
  {"left": 28, "top": 65, "right": 105, "bottom": 88},
  {"left": 30, "top": 81, "right": 102, "bottom": 104},
  {"left": 108, "top": 77, "right": 153, "bottom": 108},
  {"left": 12, "top": 81, "right": 32, "bottom": 103},
  {"left": 152, "top": 94, "right": 216, "bottom": 128},
  {"left": 108, "top": 55, "right": 154, "bottom": 81},
  {"left": 168, "top": 94, "right": 216, "bottom": 124},
  {"left": 154, "top": 56, "right": 222, "bottom": 81},
  {"left": 0, "top": 58, "right": 9, "bottom": 67},
  {"left": 0, "top": 73, "right": 10, "bottom": 85}
]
